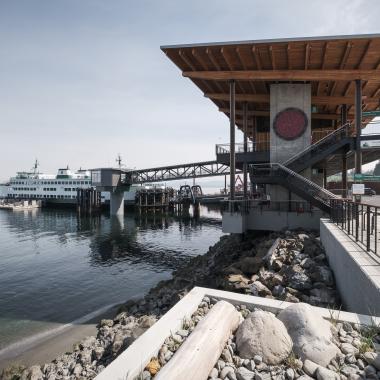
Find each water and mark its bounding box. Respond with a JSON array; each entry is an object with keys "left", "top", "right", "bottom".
[{"left": 0, "top": 206, "right": 223, "bottom": 353}]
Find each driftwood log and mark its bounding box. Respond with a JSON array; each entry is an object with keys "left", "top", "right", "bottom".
[{"left": 155, "top": 300, "right": 241, "bottom": 380}]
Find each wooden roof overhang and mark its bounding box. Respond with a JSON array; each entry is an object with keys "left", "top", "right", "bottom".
[{"left": 161, "top": 34, "right": 380, "bottom": 136}]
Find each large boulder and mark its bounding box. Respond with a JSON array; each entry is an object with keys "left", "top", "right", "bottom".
[
  {"left": 236, "top": 310, "right": 293, "bottom": 365},
  {"left": 278, "top": 303, "right": 339, "bottom": 366}
]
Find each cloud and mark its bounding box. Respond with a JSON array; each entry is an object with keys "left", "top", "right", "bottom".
[{"left": 0, "top": 0, "right": 379, "bottom": 180}]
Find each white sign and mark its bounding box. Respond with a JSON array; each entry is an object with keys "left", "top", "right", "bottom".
[{"left": 352, "top": 183, "right": 365, "bottom": 195}]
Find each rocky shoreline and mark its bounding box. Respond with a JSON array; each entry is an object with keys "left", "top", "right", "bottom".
[{"left": 2, "top": 230, "right": 344, "bottom": 380}]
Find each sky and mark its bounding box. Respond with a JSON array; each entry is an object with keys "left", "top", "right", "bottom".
[{"left": 0, "top": 0, "right": 379, "bottom": 183}]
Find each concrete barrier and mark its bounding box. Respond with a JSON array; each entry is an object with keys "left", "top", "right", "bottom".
[
  {"left": 95, "top": 286, "right": 379, "bottom": 380},
  {"left": 320, "top": 219, "right": 380, "bottom": 315}
]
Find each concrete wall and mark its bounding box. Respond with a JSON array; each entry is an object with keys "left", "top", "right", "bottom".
[
  {"left": 320, "top": 219, "right": 380, "bottom": 315},
  {"left": 246, "top": 209, "right": 325, "bottom": 231},
  {"left": 222, "top": 212, "right": 246, "bottom": 234}
]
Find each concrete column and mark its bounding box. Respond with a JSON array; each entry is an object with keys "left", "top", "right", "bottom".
[
  {"left": 243, "top": 102, "right": 248, "bottom": 199},
  {"left": 229, "top": 80, "right": 236, "bottom": 201},
  {"left": 355, "top": 79, "right": 362, "bottom": 174},
  {"left": 110, "top": 191, "right": 124, "bottom": 216}
]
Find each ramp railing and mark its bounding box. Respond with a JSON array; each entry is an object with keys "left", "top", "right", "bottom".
[{"left": 330, "top": 198, "right": 379, "bottom": 256}]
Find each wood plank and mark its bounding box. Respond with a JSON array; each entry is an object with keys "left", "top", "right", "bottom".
[
  {"left": 155, "top": 301, "right": 241, "bottom": 380},
  {"left": 206, "top": 93, "right": 378, "bottom": 105},
  {"left": 183, "top": 69, "right": 380, "bottom": 81}
]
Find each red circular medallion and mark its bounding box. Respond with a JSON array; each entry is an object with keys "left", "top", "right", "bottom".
[{"left": 273, "top": 108, "right": 308, "bottom": 140}]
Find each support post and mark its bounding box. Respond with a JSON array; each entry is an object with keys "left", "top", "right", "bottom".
[
  {"left": 342, "top": 152, "right": 347, "bottom": 198},
  {"left": 341, "top": 104, "right": 347, "bottom": 126},
  {"left": 229, "top": 80, "right": 236, "bottom": 202},
  {"left": 323, "top": 168, "right": 327, "bottom": 189},
  {"left": 355, "top": 79, "right": 362, "bottom": 175},
  {"left": 243, "top": 102, "right": 248, "bottom": 200},
  {"left": 110, "top": 191, "right": 124, "bottom": 216}
]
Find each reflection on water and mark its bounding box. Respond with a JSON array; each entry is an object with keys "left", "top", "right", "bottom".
[{"left": 0, "top": 205, "right": 223, "bottom": 351}]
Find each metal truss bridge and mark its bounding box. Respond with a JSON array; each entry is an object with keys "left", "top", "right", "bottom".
[{"left": 125, "top": 160, "right": 240, "bottom": 184}]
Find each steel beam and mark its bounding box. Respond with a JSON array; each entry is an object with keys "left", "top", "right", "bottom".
[
  {"left": 230, "top": 80, "right": 236, "bottom": 201},
  {"left": 243, "top": 102, "right": 248, "bottom": 199},
  {"left": 355, "top": 79, "right": 362, "bottom": 174},
  {"left": 128, "top": 161, "right": 241, "bottom": 184}
]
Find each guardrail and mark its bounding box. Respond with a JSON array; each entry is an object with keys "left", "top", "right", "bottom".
[
  {"left": 283, "top": 123, "right": 352, "bottom": 168},
  {"left": 330, "top": 198, "right": 379, "bottom": 256},
  {"left": 222, "top": 199, "right": 315, "bottom": 214},
  {"left": 216, "top": 141, "right": 270, "bottom": 154},
  {"left": 251, "top": 163, "right": 338, "bottom": 207}
]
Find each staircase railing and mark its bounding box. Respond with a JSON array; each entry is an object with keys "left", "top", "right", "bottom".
[
  {"left": 282, "top": 123, "right": 352, "bottom": 169},
  {"left": 251, "top": 163, "right": 338, "bottom": 206}
]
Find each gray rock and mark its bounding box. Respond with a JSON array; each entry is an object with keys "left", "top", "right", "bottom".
[
  {"left": 297, "top": 376, "right": 314, "bottom": 380},
  {"left": 141, "top": 370, "right": 151, "bottom": 380},
  {"left": 255, "top": 373, "right": 272, "bottom": 380},
  {"left": 236, "top": 310, "right": 292, "bottom": 365},
  {"left": 254, "top": 355, "right": 263, "bottom": 365},
  {"left": 285, "top": 368, "right": 295, "bottom": 380},
  {"left": 303, "top": 359, "right": 319, "bottom": 377},
  {"left": 222, "top": 348, "right": 234, "bottom": 363},
  {"left": 340, "top": 365, "right": 359, "bottom": 377},
  {"left": 364, "top": 352, "right": 380, "bottom": 370},
  {"left": 315, "top": 366, "right": 340, "bottom": 380},
  {"left": 221, "top": 366, "right": 235, "bottom": 379},
  {"left": 342, "top": 322, "right": 354, "bottom": 333},
  {"left": 250, "top": 281, "right": 272, "bottom": 297},
  {"left": 272, "top": 285, "right": 286, "bottom": 298},
  {"left": 236, "top": 367, "right": 255, "bottom": 380},
  {"left": 72, "top": 364, "right": 82, "bottom": 376},
  {"left": 365, "top": 365, "right": 377, "bottom": 375},
  {"left": 209, "top": 367, "right": 219, "bottom": 379},
  {"left": 288, "top": 272, "right": 312, "bottom": 291},
  {"left": 341, "top": 343, "right": 359, "bottom": 356},
  {"left": 217, "top": 360, "right": 226, "bottom": 371},
  {"left": 311, "top": 266, "right": 334, "bottom": 286},
  {"left": 278, "top": 303, "right": 339, "bottom": 366},
  {"left": 27, "top": 366, "right": 44, "bottom": 380}
]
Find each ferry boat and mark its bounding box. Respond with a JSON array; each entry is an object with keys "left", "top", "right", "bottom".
[{"left": 3, "top": 162, "right": 141, "bottom": 207}]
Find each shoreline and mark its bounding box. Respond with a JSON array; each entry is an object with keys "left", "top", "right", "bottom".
[
  {"left": 1, "top": 230, "right": 340, "bottom": 379},
  {"left": 0, "top": 304, "right": 120, "bottom": 371}
]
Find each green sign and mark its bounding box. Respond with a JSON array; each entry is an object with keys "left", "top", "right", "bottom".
[
  {"left": 353, "top": 174, "right": 380, "bottom": 182},
  {"left": 362, "top": 110, "right": 380, "bottom": 118}
]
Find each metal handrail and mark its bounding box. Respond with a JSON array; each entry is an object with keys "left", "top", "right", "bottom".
[
  {"left": 330, "top": 198, "right": 379, "bottom": 256},
  {"left": 283, "top": 123, "right": 351, "bottom": 167},
  {"left": 216, "top": 141, "right": 270, "bottom": 154},
  {"left": 251, "top": 163, "right": 338, "bottom": 206}
]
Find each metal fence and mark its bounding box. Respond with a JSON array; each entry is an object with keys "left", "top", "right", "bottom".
[
  {"left": 222, "top": 199, "right": 315, "bottom": 214},
  {"left": 330, "top": 199, "right": 379, "bottom": 256}
]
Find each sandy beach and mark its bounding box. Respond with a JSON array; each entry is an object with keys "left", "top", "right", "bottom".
[{"left": 0, "top": 304, "right": 120, "bottom": 371}]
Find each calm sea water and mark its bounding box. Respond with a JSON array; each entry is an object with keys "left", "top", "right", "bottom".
[{"left": 0, "top": 206, "right": 223, "bottom": 353}]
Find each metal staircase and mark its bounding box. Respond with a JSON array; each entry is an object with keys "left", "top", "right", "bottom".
[
  {"left": 251, "top": 163, "right": 338, "bottom": 213},
  {"left": 250, "top": 126, "right": 351, "bottom": 213},
  {"left": 283, "top": 123, "right": 353, "bottom": 172}
]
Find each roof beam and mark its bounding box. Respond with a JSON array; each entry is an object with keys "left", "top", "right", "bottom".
[
  {"left": 183, "top": 69, "right": 380, "bottom": 81},
  {"left": 218, "top": 107, "right": 347, "bottom": 120},
  {"left": 205, "top": 92, "right": 379, "bottom": 105},
  {"left": 304, "top": 43, "right": 310, "bottom": 70}
]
